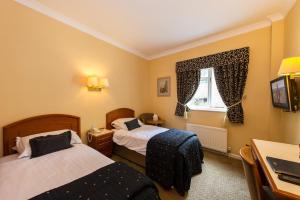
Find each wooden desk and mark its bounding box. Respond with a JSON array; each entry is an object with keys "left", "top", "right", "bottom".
[{"left": 252, "top": 139, "right": 300, "bottom": 199}]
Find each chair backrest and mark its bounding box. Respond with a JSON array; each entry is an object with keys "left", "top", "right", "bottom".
[
  {"left": 139, "top": 113, "right": 154, "bottom": 123},
  {"left": 240, "top": 146, "right": 264, "bottom": 200}
]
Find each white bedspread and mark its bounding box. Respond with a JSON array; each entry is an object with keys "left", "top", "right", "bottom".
[
  {"left": 0, "top": 144, "right": 113, "bottom": 200},
  {"left": 113, "top": 125, "right": 168, "bottom": 155}
]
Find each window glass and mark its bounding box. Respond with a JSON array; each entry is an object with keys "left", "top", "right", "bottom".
[{"left": 187, "top": 68, "right": 226, "bottom": 111}]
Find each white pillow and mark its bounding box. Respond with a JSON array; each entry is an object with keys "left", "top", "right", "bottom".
[
  {"left": 15, "top": 137, "right": 24, "bottom": 154},
  {"left": 111, "top": 118, "right": 143, "bottom": 130},
  {"left": 12, "top": 146, "right": 18, "bottom": 151},
  {"left": 17, "top": 129, "right": 82, "bottom": 158}
]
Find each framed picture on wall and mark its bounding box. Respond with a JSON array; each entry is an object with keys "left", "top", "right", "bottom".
[{"left": 157, "top": 77, "right": 171, "bottom": 97}]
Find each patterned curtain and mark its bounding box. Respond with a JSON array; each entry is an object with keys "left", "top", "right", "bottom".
[
  {"left": 175, "top": 70, "right": 201, "bottom": 116},
  {"left": 175, "top": 47, "right": 249, "bottom": 123},
  {"left": 214, "top": 63, "right": 248, "bottom": 123}
]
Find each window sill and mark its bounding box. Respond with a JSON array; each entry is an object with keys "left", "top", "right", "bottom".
[{"left": 188, "top": 106, "right": 227, "bottom": 113}]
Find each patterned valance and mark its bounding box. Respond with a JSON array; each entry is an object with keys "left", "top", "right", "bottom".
[{"left": 176, "top": 47, "right": 249, "bottom": 72}]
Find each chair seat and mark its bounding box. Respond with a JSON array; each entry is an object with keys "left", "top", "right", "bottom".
[{"left": 139, "top": 113, "right": 154, "bottom": 124}]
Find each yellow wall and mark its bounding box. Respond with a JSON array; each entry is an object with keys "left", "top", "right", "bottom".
[
  {"left": 0, "top": 1, "right": 150, "bottom": 156},
  {"left": 269, "top": 20, "right": 285, "bottom": 142},
  {"left": 149, "top": 27, "right": 276, "bottom": 154},
  {"left": 1, "top": 0, "right": 298, "bottom": 157},
  {"left": 280, "top": 0, "right": 300, "bottom": 144}
]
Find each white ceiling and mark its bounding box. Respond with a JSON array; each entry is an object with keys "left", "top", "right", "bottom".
[{"left": 17, "top": 0, "right": 295, "bottom": 59}]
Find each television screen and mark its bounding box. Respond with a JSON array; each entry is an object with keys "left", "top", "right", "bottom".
[{"left": 270, "top": 76, "right": 290, "bottom": 110}]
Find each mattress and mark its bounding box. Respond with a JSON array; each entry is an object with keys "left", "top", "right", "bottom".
[
  {"left": 113, "top": 125, "right": 168, "bottom": 155},
  {"left": 0, "top": 144, "right": 113, "bottom": 200}
]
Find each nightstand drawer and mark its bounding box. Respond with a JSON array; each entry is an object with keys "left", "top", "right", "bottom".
[
  {"left": 99, "top": 149, "right": 112, "bottom": 157},
  {"left": 96, "top": 135, "right": 113, "bottom": 143},
  {"left": 97, "top": 141, "right": 112, "bottom": 148},
  {"left": 96, "top": 142, "right": 113, "bottom": 156},
  {"left": 87, "top": 129, "right": 114, "bottom": 157}
]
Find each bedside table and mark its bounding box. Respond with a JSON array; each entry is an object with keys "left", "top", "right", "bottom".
[
  {"left": 146, "top": 119, "right": 165, "bottom": 127},
  {"left": 87, "top": 129, "right": 114, "bottom": 157}
]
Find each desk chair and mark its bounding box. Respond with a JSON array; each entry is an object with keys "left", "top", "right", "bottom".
[
  {"left": 139, "top": 113, "right": 154, "bottom": 124},
  {"left": 240, "top": 146, "right": 276, "bottom": 200}
]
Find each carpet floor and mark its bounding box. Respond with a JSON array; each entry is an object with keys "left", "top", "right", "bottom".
[{"left": 112, "top": 151, "right": 250, "bottom": 200}]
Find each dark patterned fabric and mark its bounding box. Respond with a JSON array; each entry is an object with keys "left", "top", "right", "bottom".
[
  {"left": 125, "top": 118, "right": 141, "bottom": 131},
  {"left": 214, "top": 62, "right": 248, "bottom": 123},
  {"left": 175, "top": 135, "right": 203, "bottom": 194},
  {"left": 30, "top": 131, "right": 72, "bottom": 158},
  {"left": 175, "top": 70, "right": 201, "bottom": 116},
  {"left": 175, "top": 47, "right": 249, "bottom": 123},
  {"left": 176, "top": 47, "right": 249, "bottom": 72},
  {"left": 146, "top": 129, "right": 203, "bottom": 195},
  {"left": 31, "top": 162, "right": 160, "bottom": 200}
]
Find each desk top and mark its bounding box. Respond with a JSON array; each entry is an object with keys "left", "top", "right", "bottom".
[{"left": 252, "top": 139, "right": 300, "bottom": 199}]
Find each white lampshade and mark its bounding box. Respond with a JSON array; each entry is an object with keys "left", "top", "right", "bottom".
[
  {"left": 99, "top": 78, "right": 109, "bottom": 88},
  {"left": 278, "top": 57, "right": 300, "bottom": 77},
  {"left": 87, "top": 76, "right": 99, "bottom": 88}
]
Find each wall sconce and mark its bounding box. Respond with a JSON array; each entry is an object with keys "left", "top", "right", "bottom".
[
  {"left": 87, "top": 76, "right": 109, "bottom": 91},
  {"left": 278, "top": 57, "right": 300, "bottom": 79}
]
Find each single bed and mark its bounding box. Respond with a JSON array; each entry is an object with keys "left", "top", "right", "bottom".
[
  {"left": 107, "top": 108, "right": 204, "bottom": 195},
  {"left": 0, "top": 114, "right": 160, "bottom": 200},
  {"left": 106, "top": 108, "right": 164, "bottom": 167}
]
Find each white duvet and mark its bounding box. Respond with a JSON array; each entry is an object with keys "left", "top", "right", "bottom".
[
  {"left": 0, "top": 144, "right": 113, "bottom": 200},
  {"left": 113, "top": 125, "right": 168, "bottom": 155}
]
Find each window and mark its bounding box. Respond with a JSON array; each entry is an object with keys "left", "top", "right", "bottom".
[{"left": 187, "top": 68, "right": 227, "bottom": 112}]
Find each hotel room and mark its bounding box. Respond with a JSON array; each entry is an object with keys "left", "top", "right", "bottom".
[{"left": 1, "top": 0, "right": 300, "bottom": 199}]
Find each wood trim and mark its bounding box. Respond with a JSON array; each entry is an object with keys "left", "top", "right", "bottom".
[
  {"left": 240, "top": 146, "right": 255, "bottom": 165},
  {"left": 3, "top": 114, "right": 81, "bottom": 156},
  {"left": 240, "top": 146, "right": 264, "bottom": 199},
  {"left": 251, "top": 139, "right": 300, "bottom": 199},
  {"left": 157, "top": 76, "right": 171, "bottom": 97},
  {"left": 105, "top": 108, "right": 134, "bottom": 129}
]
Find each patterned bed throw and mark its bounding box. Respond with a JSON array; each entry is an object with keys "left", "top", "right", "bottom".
[
  {"left": 146, "top": 129, "right": 204, "bottom": 195},
  {"left": 31, "top": 162, "right": 160, "bottom": 200}
]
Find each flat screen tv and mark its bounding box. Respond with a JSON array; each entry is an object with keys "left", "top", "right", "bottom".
[{"left": 270, "top": 76, "right": 298, "bottom": 112}]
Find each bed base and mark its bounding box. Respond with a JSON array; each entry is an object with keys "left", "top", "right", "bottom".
[{"left": 113, "top": 144, "right": 146, "bottom": 167}]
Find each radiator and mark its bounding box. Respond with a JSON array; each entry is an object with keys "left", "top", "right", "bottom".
[{"left": 186, "top": 123, "right": 228, "bottom": 153}]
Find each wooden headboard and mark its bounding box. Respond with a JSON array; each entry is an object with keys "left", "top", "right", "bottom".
[
  {"left": 106, "top": 108, "right": 135, "bottom": 129},
  {"left": 3, "top": 114, "right": 81, "bottom": 156}
]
